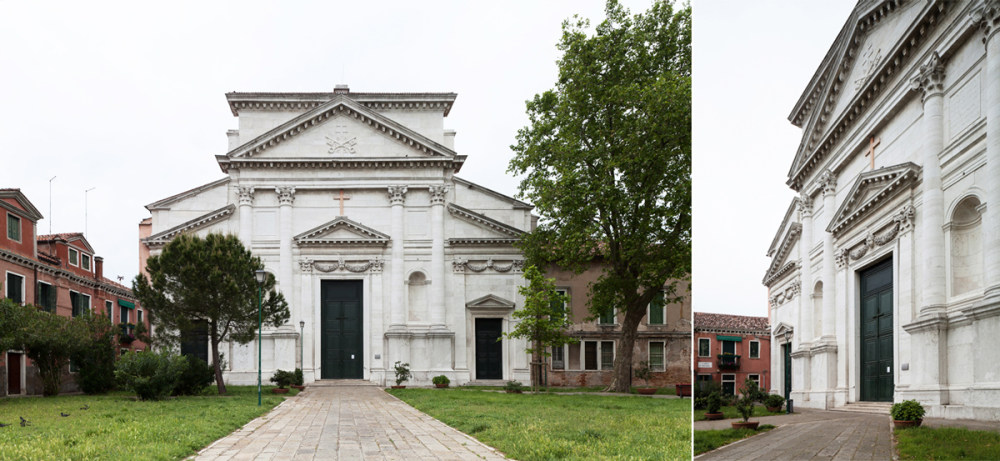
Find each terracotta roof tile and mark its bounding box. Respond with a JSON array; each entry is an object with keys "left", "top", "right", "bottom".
[
  {"left": 694, "top": 312, "right": 769, "bottom": 331},
  {"left": 37, "top": 232, "right": 84, "bottom": 241}
]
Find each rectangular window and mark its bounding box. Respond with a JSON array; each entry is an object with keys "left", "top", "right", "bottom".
[
  {"left": 137, "top": 310, "right": 143, "bottom": 325},
  {"left": 37, "top": 282, "right": 57, "bottom": 313},
  {"left": 698, "top": 338, "right": 711, "bottom": 357},
  {"left": 69, "top": 248, "right": 79, "bottom": 266},
  {"left": 6, "top": 272, "right": 24, "bottom": 304},
  {"left": 552, "top": 289, "right": 568, "bottom": 318},
  {"left": 106, "top": 300, "right": 113, "bottom": 320},
  {"left": 120, "top": 305, "right": 129, "bottom": 324},
  {"left": 568, "top": 342, "right": 581, "bottom": 370},
  {"left": 649, "top": 341, "right": 665, "bottom": 371},
  {"left": 82, "top": 254, "right": 91, "bottom": 271},
  {"left": 7, "top": 213, "right": 21, "bottom": 242},
  {"left": 69, "top": 359, "right": 78, "bottom": 373},
  {"left": 598, "top": 307, "right": 615, "bottom": 325},
  {"left": 749, "top": 340, "right": 760, "bottom": 359},
  {"left": 600, "top": 341, "right": 614, "bottom": 370},
  {"left": 748, "top": 374, "right": 760, "bottom": 387},
  {"left": 722, "top": 340, "right": 736, "bottom": 355},
  {"left": 648, "top": 290, "right": 665, "bottom": 324},
  {"left": 722, "top": 373, "right": 736, "bottom": 396},
  {"left": 552, "top": 345, "right": 564, "bottom": 370},
  {"left": 70, "top": 291, "right": 90, "bottom": 317},
  {"left": 584, "top": 341, "right": 598, "bottom": 370}
]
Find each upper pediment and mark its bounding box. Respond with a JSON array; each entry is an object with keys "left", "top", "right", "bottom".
[
  {"left": 763, "top": 221, "right": 801, "bottom": 287},
  {"left": 293, "top": 216, "right": 389, "bottom": 247},
  {"left": 141, "top": 205, "right": 235, "bottom": 249},
  {"left": 785, "top": 0, "right": 951, "bottom": 190},
  {"left": 446, "top": 203, "right": 526, "bottom": 240},
  {"left": 223, "top": 95, "right": 457, "bottom": 162},
  {"left": 826, "top": 162, "right": 920, "bottom": 236}
]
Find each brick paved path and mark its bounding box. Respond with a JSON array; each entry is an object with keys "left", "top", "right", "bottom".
[
  {"left": 694, "top": 409, "right": 892, "bottom": 460},
  {"left": 193, "top": 382, "right": 507, "bottom": 460}
]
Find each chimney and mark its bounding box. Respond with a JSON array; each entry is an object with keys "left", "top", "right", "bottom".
[
  {"left": 334, "top": 84, "right": 350, "bottom": 94},
  {"left": 226, "top": 129, "right": 240, "bottom": 151},
  {"left": 95, "top": 256, "right": 104, "bottom": 280},
  {"left": 443, "top": 130, "right": 456, "bottom": 150}
]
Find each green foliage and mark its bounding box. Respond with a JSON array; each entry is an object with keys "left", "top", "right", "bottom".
[
  {"left": 269, "top": 369, "right": 295, "bottom": 388},
  {"left": 504, "top": 265, "right": 577, "bottom": 354},
  {"left": 70, "top": 313, "right": 118, "bottom": 394},
  {"left": 432, "top": 375, "right": 450, "bottom": 386},
  {"left": 504, "top": 380, "right": 524, "bottom": 392},
  {"left": 2, "top": 299, "right": 92, "bottom": 396},
  {"left": 705, "top": 392, "right": 723, "bottom": 414},
  {"left": 389, "top": 388, "right": 691, "bottom": 460},
  {"left": 764, "top": 393, "right": 785, "bottom": 409},
  {"left": 507, "top": 0, "right": 691, "bottom": 392},
  {"left": 0, "top": 386, "right": 294, "bottom": 460},
  {"left": 173, "top": 355, "right": 214, "bottom": 396},
  {"left": 694, "top": 425, "right": 776, "bottom": 455},
  {"left": 891, "top": 399, "right": 926, "bottom": 421},
  {"left": 393, "top": 361, "right": 411, "bottom": 386},
  {"left": 114, "top": 350, "right": 187, "bottom": 400},
  {"left": 293, "top": 368, "right": 304, "bottom": 386},
  {"left": 634, "top": 361, "right": 653, "bottom": 387},
  {"left": 896, "top": 426, "right": 1000, "bottom": 460},
  {"left": 734, "top": 378, "right": 757, "bottom": 422},
  {"left": 133, "top": 233, "right": 289, "bottom": 394}
]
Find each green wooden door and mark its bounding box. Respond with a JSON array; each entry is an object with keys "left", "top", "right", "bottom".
[
  {"left": 783, "top": 343, "right": 791, "bottom": 401},
  {"left": 860, "top": 259, "right": 893, "bottom": 402},
  {"left": 321, "top": 280, "right": 363, "bottom": 379},
  {"left": 475, "top": 318, "right": 503, "bottom": 380}
]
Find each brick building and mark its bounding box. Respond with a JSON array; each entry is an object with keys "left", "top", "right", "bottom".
[
  {"left": 693, "top": 312, "right": 770, "bottom": 395},
  {"left": 1, "top": 188, "right": 146, "bottom": 396},
  {"left": 543, "top": 262, "right": 691, "bottom": 388}
]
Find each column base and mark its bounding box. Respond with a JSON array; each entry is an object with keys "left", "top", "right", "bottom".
[{"left": 919, "top": 304, "right": 948, "bottom": 317}]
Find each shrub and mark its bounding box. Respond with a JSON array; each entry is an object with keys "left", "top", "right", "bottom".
[
  {"left": 705, "top": 391, "right": 723, "bottom": 414},
  {"left": 694, "top": 380, "right": 722, "bottom": 409},
  {"left": 393, "top": 361, "right": 411, "bottom": 386},
  {"left": 269, "top": 369, "right": 295, "bottom": 388},
  {"left": 764, "top": 393, "right": 785, "bottom": 409},
  {"left": 505, "top": 380, "right": 524, "bottom": 392},
  {"left": 173, "top": 355, "right": 214, "bottom": 396},
  {"left": 432, "top": 375, "right": 450, "bottom": 386},
  {"left": 72, "top": 313, "right": 117, "bottom": 394},
  {"left": 634, "top": 361, "right": 653, "bottom": 387},
  {"left": 734, "top": 378, "right": 757, "bottom": 422},
  {"left": 293, "top": 368, "right": 304, "bottom": 386},
  {"left": 115, "top": 350, "right": 187, "bottom": 400},
  {"left": 891, "top": 400, "right": 925, "bottom": 421}
]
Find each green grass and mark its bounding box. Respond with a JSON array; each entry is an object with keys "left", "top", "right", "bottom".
[
  {"left": 0, "top": 385, "right": 297, "bottom": 460},
  {"left": 389, "top": 388, "right": 690, "bottom": 461},
  {"left": 693, "top": 425, "right": 775, "bottom": 455},
  {"left": 456, "top": 385, "right": 677, "bottom": 395},
  {"left": 896, "top": 426, "right": 1000, "bottom": 460},
  {"left": 694, "top": 404, "right": 785, "bottom": 421}
]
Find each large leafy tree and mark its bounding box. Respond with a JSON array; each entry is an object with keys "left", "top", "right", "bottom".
[
  {"left": 508, "top": 0, "right": 691, "bottom": 392},
  {"left": 1, "top": 298, "right": 91, "bottom": 396},
  {"left": 133, "top": 233, "right": 289, "bottom": 394},
  {"left": 504, "top": 265, "right": 577, "bottom": 390}
]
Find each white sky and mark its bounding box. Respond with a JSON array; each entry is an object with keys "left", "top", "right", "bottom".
[
  {"left": 0, "top": 0, "right": 652, "bottom": 285},
  {"left": 691, "top": 1, "right": 856, "bottom": 317}
]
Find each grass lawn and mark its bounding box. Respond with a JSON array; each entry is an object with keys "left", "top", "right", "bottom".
[
  {"left": 456, "top": 385, "right": 677, "bottom": 396},
  {"left": 693, "top": 404, "right": 785, "bottom": 421},
  {"left": 693, "top": 425, "right": 776, "bottom": 455},
  {"left": 0, "top": 385, "right": 297, "bottom": 460},
  {"left": 896, "top": 426, "right": 1000, "bottom": 460},
  {"left": 389, "top": 388, "right": 690, "bottom": 460}
]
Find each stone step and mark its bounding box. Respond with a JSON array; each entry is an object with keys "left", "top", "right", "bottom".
[
  {"left": 464, "top": 380, "right": 507, "bottom": 387},
  {"left": 311, "top": 379, "right": 378, "bottom": 387},
  {"left": 835, "top": 402, "right": 892, "bottom": 414}
]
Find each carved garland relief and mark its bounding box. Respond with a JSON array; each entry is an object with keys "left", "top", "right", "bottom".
[
  {"left": 835, "top": 205, "right": 915, "bottom": 269},
  {"left": 299, "top": 257, "right": 384, "bottom": 274},
  {"left": 452, "top": 258, "right": 524, "bottom": 273}
]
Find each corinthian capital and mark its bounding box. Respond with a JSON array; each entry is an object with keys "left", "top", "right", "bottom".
[
  {"left": 387, "top": 185, "right": 408, "bottom": 205},
  {"left": 819, "top": 170, "right": 837, "bottom": 195},
  {"left": 910, "top": 51, "right": 945, "bottom": 102},
  {"left": 970, "top": 0, "right": 1000, "bottom": 43},
  {"left": 238, "top": 186, "right": 255, "bottom": 206},
  {"left": 429, "top": 185, "right": 450, "bottom": 205},
  {"left": 798, "top": 193, "right": 814, "bottom": 218},
  {"left": 276, "top": 186, "right": 296, "bottom": 206}
]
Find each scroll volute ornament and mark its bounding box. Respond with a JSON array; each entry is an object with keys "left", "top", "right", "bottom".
[{"left": 909, "top": 51, "right": 945, "bottom": 102}]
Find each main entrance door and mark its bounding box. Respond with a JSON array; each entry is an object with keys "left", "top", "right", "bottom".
[
  {"left": 860, "top": 258, "right": 893, "bottom": 402},
  {"left": 321, "top": 280, "right": 363, "bottom": 379},
  {"left": 475, "top": 318, "right": 503, "bottom": 380}
]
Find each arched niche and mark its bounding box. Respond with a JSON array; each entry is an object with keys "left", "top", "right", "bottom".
[
  {"left": 407, "top": 271, "right": 429, "bottom": 322},
  {"left": 949, "top": 195, "right": 983, "bottom": 298}
]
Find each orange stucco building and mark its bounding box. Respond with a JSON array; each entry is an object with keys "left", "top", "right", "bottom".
[{"left": 693, "top": 312, "right": 771, "bottom": 395}]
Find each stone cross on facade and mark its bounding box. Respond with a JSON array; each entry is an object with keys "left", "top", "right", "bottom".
[
  {"left": 335, "top": 189, "right": 351, "bottom": 216},
  {"left": 864, "top": 136, "right": 881, "bottom": 170}
]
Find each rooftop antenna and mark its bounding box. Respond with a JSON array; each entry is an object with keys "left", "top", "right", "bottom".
[
  {"left": 48, "top": 176, "right": 56, "bottom": 234},
  {"left": 85, "top": 187, "right": 96, "bottom": 236}
]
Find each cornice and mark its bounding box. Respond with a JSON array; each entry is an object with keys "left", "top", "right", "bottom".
[
  {"left": 826, "top": 162, "right": 920, "bottom": 236},
  {"left": 142, "top": 205, "right": 235, "bottom": 248},
  {"left": 446, "top": 203, "right": 526, "bottom": 237},
  {"left": 763, "top": 222, "right": 801, "bottom": 286},
  {"left": 0, "top": 189, "right": 44, "bottom": 221},
  {"left": 226, "top": 91, "right": 457, "bottom": 117},
  {"left": 767, "top": 198, "right": 800, "bottom": 257},
  {"left": 447, "top": 238, "right": 520, "bottom": 247},
  {"left": 466, "top": 294, "right": 516, "bottom": 310},
  {"left": 452, "top": 176, "right": 534, "bottom": 210},
  {"left": 146, "top": 178, "right": 230, "bottom": 211},
  {"left": 293, "top": 217, "right": 390, "bottom": 247},
  {"left": 0, "top": 248, "right": 137, "bottom": 300},
  {"left": 216, "top": 157, "right": 466, "bottom": 174},
  {"left": 694, "top": 327, "right": 771, "bottom": 337},
  {"left": 787, "top": 0, "right": 950, "bottom": 191}
]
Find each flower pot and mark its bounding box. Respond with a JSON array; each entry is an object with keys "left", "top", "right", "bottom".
[
  {"left": 435, "top": 383, "right": 449, "bottom": 388},
  {"left": 291, "top": 385, "right": 305, "bottom": 391},
  {"left": 637, "top": 387, "right": 657, "bottom": 395},
  {"left": 505, "top": 390, "right": 523, "bottom": 394},
  {"left": 675, "top": 383, "right": 692, "bottom": 397},
  {"left": 391, "top": 385, "right": 406, "bottom": 389},
  {"left": 731, "top": 421, "right": 759, "bottom": 430},
  {"left": 893, "top": 419, "right": 922, "bottom": 428},
  {"left": 766, "top": 406, "right": 781, "bottom": 412},
  {"left": 271, "top": 388, "right": 289, "bottom": 394},
  {"left": 704, "top": 412, "right": 724, "bottom": 420}
]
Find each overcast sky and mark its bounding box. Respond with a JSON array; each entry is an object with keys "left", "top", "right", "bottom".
[
  {"left": 0, "top": 0, "right": 652, "bottom": 285},
  {"left": 691, "top": 0, "right": 856, "bottom": 317}
]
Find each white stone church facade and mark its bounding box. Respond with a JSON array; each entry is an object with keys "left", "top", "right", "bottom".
[
  {"left": 141, "top": 86, "right": 534, "bottom": 386},
  {"left": 764, "top": 0, "right": 1000, "bottom": 420}
]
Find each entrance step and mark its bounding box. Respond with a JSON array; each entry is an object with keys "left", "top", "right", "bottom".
[
  {"left": 835, "top": 402, "right": 892, "bottom": 414},
  {"left": 311, "top": 379, "right": 377, "bottom": 387},
  {"left": 465, "top": 380, "right": 506, "bottom": 387}
]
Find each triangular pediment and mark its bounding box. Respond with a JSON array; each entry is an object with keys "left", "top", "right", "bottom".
[
  {"left": 466, "top": 294, "right": 515, "bottom": 311},
  {"left": 826, "top": 162, "right": 920, "bottom": 236},
  {"left": 0, "top": 189, "right": 44, "bottom": 222},
  {"left": 763, "top": 220, "right": 801, "bottom": 287},
  {"left": 293, "top": 217, "right": 389, "bottom": 247},
  {"left": 785, "top": 0, "right": 948, "bottom": 190},
  {"left": 772, "top": 322, "right": 794, "bottom": 339},
  {"left": 141, "top": 205, "right": 236, "bottom": 248},
  {"left": 447, "top": 204, "right": 525, "bottom": 238},
  {"left": 224, "top": 95, "right": 457, "bottom": 161}
]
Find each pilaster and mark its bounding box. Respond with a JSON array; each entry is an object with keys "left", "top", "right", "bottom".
[
  {"left": 388, "top": 186, "right": 407, "bottom": 329},
  {"left": 276, "top": 186, "right": 295, "bottom": 298},
  {"left": 973, "top": 1, "right": 1000, "bottom": 304},
  {"left": 238, "top": 186, "right": 254, "bottom": 247},
  {"left": 798, "top": 194, "right": 814, "bottom": 345},
  {"left": 820, "top": 170, "right": 837, "bottom": 342},
  {"left": 429, "top": 185, "right": 449, "bottom": 329}
]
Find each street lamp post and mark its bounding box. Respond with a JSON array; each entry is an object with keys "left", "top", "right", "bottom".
[
  {"left": 299, "top": 320, "right": 305, "bottom": 372},
  {"left": 255, "top": 270, "right": 267, "bottom": 406}
]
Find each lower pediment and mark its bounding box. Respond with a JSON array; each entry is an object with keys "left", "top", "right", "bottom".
[{"left": 827, "top": 162, "right": 920, "bottom": 236}]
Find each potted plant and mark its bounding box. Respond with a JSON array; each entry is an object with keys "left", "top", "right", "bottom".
[
  {"left": 764, "top": 393, "right": 785, "bottom": 412},
  {"left": 291, "top": 368, "right": 305, "bottom": 391},
  {"left": 504, "top": 380, "right": 523, "bottom": 394},
  {"left": 704, "top": 391, "right": 724, "bottom": 420},
  {"left": 432, "top": 375, "right": 450, "bottom": 388},
  {"left": 731, "top": 378, "right": 759, "bottom": 429},
  {"left": 269, "top": 369, "right": 294, "bottom": 394},
  {"left": 891, "top": 399, "right": 925, "bottom": 428},
  {"left": 634, "top": 361, "right": 657, "bottom": 395},
  {"left": 392, "top": 361, "right": 411, "bottom": 389}
]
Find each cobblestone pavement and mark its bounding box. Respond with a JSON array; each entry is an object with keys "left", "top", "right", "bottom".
[
  {"left": 193, "top": 382, "right": 507, "bottom": 460},
  {"left": 694, "top": 409, "right": 892, "bottom": 460}
]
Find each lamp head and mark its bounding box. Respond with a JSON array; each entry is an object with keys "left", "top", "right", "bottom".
[
  {"left": 255, "top": 270, "right": 267, "bottom": 285},
  {"left": 299, "top": 320, "right": 305, "bottom": 328}
]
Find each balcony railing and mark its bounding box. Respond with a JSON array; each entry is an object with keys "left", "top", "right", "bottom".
[
  {"left": 717, "top": 354, "right": 741, "bottom": 370},
  {"left": 119, "top": 322, "right": 136, "bottom": 344}
]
